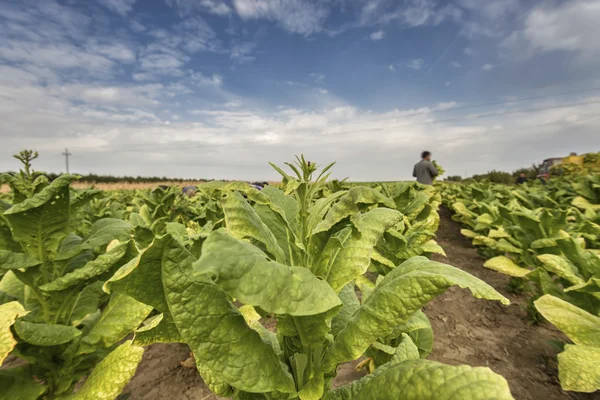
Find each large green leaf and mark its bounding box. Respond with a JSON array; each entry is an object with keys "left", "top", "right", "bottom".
[
  {"left": 0, "top": 251, "right": 41, "bottom": 270},
  {"left": 534, "top": 295, "right": 600, "bottom": 346},
  {"left": 57, "top": 219, "right": 132, "bottom": 260},
  {"left": 104, "top": 236, "right": 173, "bottom": 312},
  {"left": 161, "top": 236, "right": 296, "bottom": 394},
  {"left": 536, "top": 255, "right": 584, "bottom": 286},
  {"left": 331, "top": 284, "right": 360, "bottom": 337},
  {"left": 483, "top": 256, "right": 530, "bottom": 278},
  {"left": 326, "top": 208, "right": 403, "bottom": 293},
  {"left": 351, "top": 360, "right": 513, "bottom": 400},
  {"left": 133, "top": 312, "right": 182, "bottom": 346},
  {"left": 69, "top": 282, "right": 105, "bottom": 326},
  {"left": 557, "top": 344, "right": 600, "bottom": 393},
  {"left": 3, "top": 175, "right": 77, "bottom": 262},
  {"left": 312, "top": 187, "right": 395, "bottom": 235},
  {"left": 196, "top": 231, "right": 341, "bottom": 316},
  {"left": 323, "top": 257, "right": 508, "bottom": 368},
  {"left": 221, "top": 191, "right": 286, "bottom": 263},
  {"left": 41, "top": 241, "right": 130, "bottom": 292},
  {"left": 14, "top": 320, "right": 81, "bottom": 346},
  {"left": 80, "top": 292, "right": 151, "bottom": 351},
  {"left": 62, "top": 341, "right": 143, "bottom": 400},
  {"left": 0, "top": 301, "right": 26, "bottom": 363}
]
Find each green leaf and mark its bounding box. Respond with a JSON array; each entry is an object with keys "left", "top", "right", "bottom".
[
  {"left": 324, "top": 334, "right": 420, "bottom": 400},
  {"left": 0, "top": 301, "right": 26, "bottom": 363},
  {"left": 324, "top": 257, "right": 508, "bottom": 368},
  {"left": 81, "top": 292, "right": 151, "bottom": 350},
  {"left": 104, "top": 236, "right": 174, "bottom": 312},
  {"left": 196, "top": 230, "right": 341, "bottom": 316},
  {"left": 312, "top": 187, "right": 395, "bottom": 235},
  {"left": 0, "top": 368, "right": 47, "bottom": 400},
  {"left": 536, "top": 255, "right": 584, "bottom": 286},
  {"left": 351, "top": 360, "right": 513, "bottom": 400},
  {"left": 566, "top": 278, "right": 600, "bottom": 294},
  {"left": 531, "top": 238, "right": 558, "bottom": 249},
  {"left": 69, "top": 282, "right": 105, "bottom": 326},
  {"left": 460, "top": 229, "right": 478, "bottom": 239},
  {"left": 0, "top": 272, "right": 24, "bottom": 304},
  {"left": 221, "top": 191, "right": 286, "bottom": 263},
  {"left": 41, "top": 241, "right": 130, "bottom": 292},
  {"left": 534, "top": 295, "right": 600, "bottom": 346},
  {"left": 421, "top": 240, "right": 446, "bottom": 256},
  {"left": 483, "top": 256, "right": 531, "bottom": 278},
  {"left": 3, "top": 175, "right": 77, "bottom": 262},
  {"left": 61, "top": 341, "right": 143, "bottom": 400},
  {"left": 57, "top": 219, "right": 132, "bottom": 260},
  {"left": 494, "top": 239, "right": 523, "bottom": 254},
  {"left": 312, "top": 227, "right": 353, "bottom": 278},
  {"left": 331, "top": 284, "right": 360, "bottom": 337},
  {"left": 0, "top": 251, "right": 41, "bottom": 270},
  {"left": 557, "top": 344, "right": 600, "bottom": 393},
  {"left": 161, "top": 237, "right": 296, "bottom": 394},
  {"left": 326, "top": 208, "right": 403, "bottom": 293},
  {"left": 133, "top": 312, "right": 182, "bottom": 346},
  {"left": 14, "top": 320, "right": 81, "bottom": 346}
]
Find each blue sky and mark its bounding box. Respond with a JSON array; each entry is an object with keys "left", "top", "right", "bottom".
[{"left": 0, "top": 0, "right": 599, "bottom": 180}]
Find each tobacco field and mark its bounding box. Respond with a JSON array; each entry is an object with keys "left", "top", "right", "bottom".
[{"left": 0, "top": 151, "right": 598, "bottom": 399}]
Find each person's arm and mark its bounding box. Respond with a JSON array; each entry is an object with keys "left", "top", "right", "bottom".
[
  {"left": 428, "top": 162, "right": 438, "bottom": 177},
  {"left": 412, "top": 164, "right": 417, "bottom": 178}
]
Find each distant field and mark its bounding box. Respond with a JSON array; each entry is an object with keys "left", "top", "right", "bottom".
[{"left": 0, "top": 180, "right": 287, "bottom": 192}]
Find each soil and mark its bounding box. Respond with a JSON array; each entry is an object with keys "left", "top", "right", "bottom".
[{"left": 123, "top": 206, "right": 598, "bottom": 400}]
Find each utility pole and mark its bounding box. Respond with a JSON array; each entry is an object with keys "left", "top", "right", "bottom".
[{"left": 62, "top": 148, "right": 72, "bottom": 174}]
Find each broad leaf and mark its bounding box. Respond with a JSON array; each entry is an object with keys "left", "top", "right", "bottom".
[
  {"left": 0, "top": 301, "right": 26, "bottom": 363},
  {"left": 62, "top": 341, "right": 143, "bottom": 400},
  {"left": 557, "top": 344, "right": 600, "bottom": 393},
  {"left": 324, "top": 257, "right": 508, "bottom": 368},
  {"left": 14, "top": 320, "right": 81, "bottom": 346},
  {"left": 196, "top": 231, "right": 341, "bottom": 316},
  {"left": 534, "top": 295, "right": 600, "bottom": 346}
]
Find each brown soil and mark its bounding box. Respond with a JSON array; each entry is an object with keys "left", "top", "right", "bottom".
[
  {"left": 123, "top": 207, "right": 598, "bottom": 400},
  {"left": 427, "top": 207, "right": 597, "bottom": 400}
]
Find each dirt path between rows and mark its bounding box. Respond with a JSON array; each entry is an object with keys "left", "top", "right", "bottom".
[
  {"left": 427, "top": 206, "right": 597, "bottom": 400},
  {"left": 123, "top": 207, "right": 598, "bottom": 399}
]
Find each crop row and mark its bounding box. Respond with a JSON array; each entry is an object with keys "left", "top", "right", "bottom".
[{"left": 441, "top": 175, "right": 600, "bottom": 393}]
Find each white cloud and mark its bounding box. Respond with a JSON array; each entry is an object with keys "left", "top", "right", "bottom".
[
  {"left": 310, "top": 73, "right": 325, "bottom": 84},
  {"left": 370, "top": 30, "right": 384, "bottom": 40},
  {"left": 230, "top": 41, "right": 257, "bottom": 64},
  {"left": 200, "top": 0, "right": 232, "bottom": 15},
  {"left": 233, "top": 0, "right": 329, "bottom": 35},
  {"left": 445, "top": 81, "right": 451, "bottom": 87},
  {"left": 451, "top": 61, "right": 461, "bottom": 68},
  {"left": 405, "top": 58, "right": 425, "bottom": 70},
  {"left": 388, "top": 64, "right": 396, "bottom": 72},
  {"left": 524, "top": 0, "right": 600, "bottom": 54},
  {"left": 85, "top": 41, "right": 136, "bottom": 63},
  {"left": 165, "top": 0, "right": 232, "bottom": 16},
  {"left": 463, "top": 47, "right": 475, "bottom": 55},
  {"left": 2, "top": 59, "right": 599, "bottom": 180},
  {"left": 482, "top": 63, "right": 494, "bottom": 71},
  {"left": 98, "top": 0, "right": 137, "bottom": 16}
]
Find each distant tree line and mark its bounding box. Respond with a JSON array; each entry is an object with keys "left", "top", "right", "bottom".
[
  {"left": 2, "top": 171, "right": 212, "bottom": 184},
  {"left": 443, "top": 164, "right": 541, "bottom": 185}
]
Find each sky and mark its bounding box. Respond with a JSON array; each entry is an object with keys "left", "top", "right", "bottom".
[{"left": 0, "top": 0, "right": 599, "bottom": 181}]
